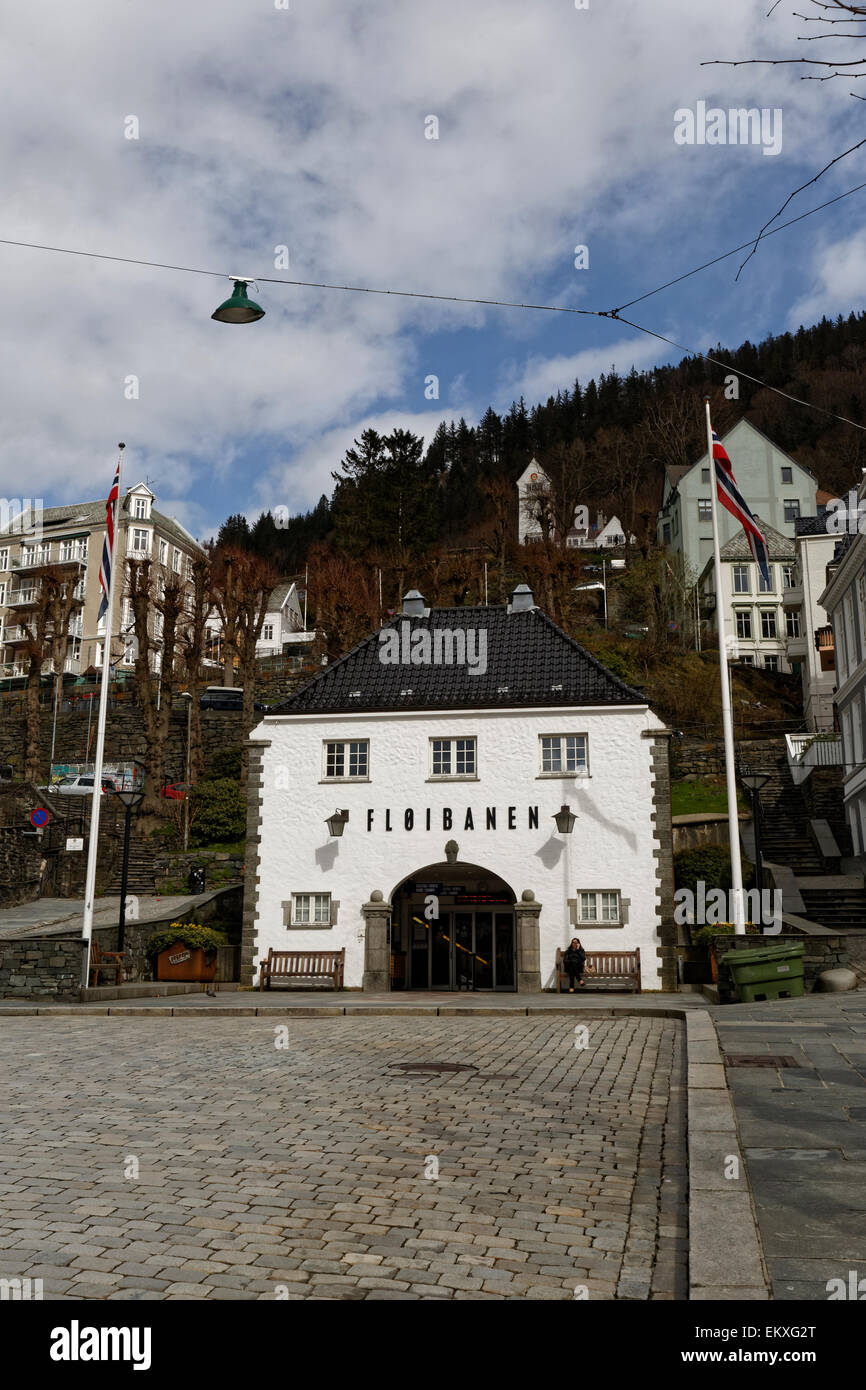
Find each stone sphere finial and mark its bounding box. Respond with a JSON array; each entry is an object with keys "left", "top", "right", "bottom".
[
  {"left": 521, "top": 889, "right": 535, "bottom": 902},
  {"left": 370, "top": 889, "right": 383, "bottom": 902}
]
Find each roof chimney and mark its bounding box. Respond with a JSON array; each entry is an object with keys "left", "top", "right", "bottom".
[
  {"left": 402, "top": 589, "right": 427, "bottom": 617},
  {"left": 508, "top": 583, "right": 535, "bottom": 614}
]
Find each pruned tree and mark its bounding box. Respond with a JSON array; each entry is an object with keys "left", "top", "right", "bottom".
[
  {"left": 211, "top": 549, "right": 280, "bottom": 790},
  {"left": 20, "top": 566, "right": 83, "bottom": 783},
  {"left": 126, "top": 558, "right": 185, "bottom": 811},
  {"left": 177, "top": 552, "right": 212, "bottom": 785}
]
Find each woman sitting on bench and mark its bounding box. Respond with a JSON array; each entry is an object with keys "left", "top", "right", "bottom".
[{"left": 563, "top": 937, "right": 587, "bottom": 992}]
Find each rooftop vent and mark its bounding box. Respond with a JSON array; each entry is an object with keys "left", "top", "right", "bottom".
[
  {"left": 402, "top": 589, "right": 427, "bottom": 617},
  {"left": 508, "top": 583, "right": 535, "bottom": 614}
]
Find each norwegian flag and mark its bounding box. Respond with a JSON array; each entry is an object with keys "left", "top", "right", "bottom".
[
  {"left": 711, "top": 427, "right": 770, "bottom": 587},
  {"left": 97, "top": 463, "right": 121, "bottom": 621}
]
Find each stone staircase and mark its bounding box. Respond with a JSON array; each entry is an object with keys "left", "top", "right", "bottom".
[
  {"left": 743, "top": 748, "right": 823, "bottom": 875},
  {"left": 743, "top": 739, "right": 866, "bottom": 929},
  {"left": 104, "top": 839, "right": 157, "bottom": 894},
  {"left": 799, "top": 881, "right": 866, "bottom": 932}
]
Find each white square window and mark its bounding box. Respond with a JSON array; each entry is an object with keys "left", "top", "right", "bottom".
[
  {"left": 540, "top": 734, "right": 588, "bottom": 775},
  {"left": 292, "top": 893, "right": 331, "bottom": 925},
  {"left": 578, "top": 890, "right": 621, "bottom": 923},
  {"left": 324, "top": 740, "right": 369, "bottom": 779},
  {"left": 430, "top": 737, "right": 476, "bottom": 777}
]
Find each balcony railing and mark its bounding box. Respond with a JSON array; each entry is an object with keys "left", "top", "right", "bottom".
[
  {"left": 6, "top": 588, "right": 39, "bottom": 606},
  {"left": 785, "top": 731, "right": 843, "bottom": 784}
]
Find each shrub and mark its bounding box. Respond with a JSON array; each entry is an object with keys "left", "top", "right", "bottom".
[
  {"left": 674, "top": 845, "right": 754, "bottom": 894},
  {"left": 189, "top": 778, "right": 246, "bottom": 847},
  {"left": 144, "top": 923, "right": 228, "bottom": 962},
  {"left": 692, "top": 923, "right": 762, "bottom": 950},
  {"left": 208, "top": 745, "right": 243, "bottom": 782}
]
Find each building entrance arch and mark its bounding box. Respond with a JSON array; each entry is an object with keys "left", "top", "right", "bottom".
[{"left": 389, "top": 861, "right": 517, "bottom": 992}]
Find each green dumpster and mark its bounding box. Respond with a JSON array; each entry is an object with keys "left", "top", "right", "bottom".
[{"left": 718, "top": 942, "right": 805, "bottom": 1003}]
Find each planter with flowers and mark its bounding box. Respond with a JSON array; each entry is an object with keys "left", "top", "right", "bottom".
[{"left": 145, "top": 923, "right": 228, "bottom": 982}]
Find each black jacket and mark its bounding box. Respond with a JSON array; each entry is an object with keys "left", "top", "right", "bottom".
[{"left": 563, "top": 946, "right": 586, "bottom": 970}]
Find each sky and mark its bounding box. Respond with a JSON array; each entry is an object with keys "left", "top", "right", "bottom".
[{"left": 0, "top": 0, "right": 864, "bottom": 543}]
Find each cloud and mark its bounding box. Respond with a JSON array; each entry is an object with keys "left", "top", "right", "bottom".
[{"left": 0, "top": 0, "right": 851, "bottom": 530}]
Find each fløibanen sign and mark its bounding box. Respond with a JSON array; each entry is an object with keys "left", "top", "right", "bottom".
[{"left": 366, "top": 805, "right": 540, "bottom": 832}]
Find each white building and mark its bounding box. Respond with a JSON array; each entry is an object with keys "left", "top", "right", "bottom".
[
  {"left": 242, "top": 584, "right": 676, "bottom": 993},
  {"left": 658, "top": 419, "right": 818, "bottom": 580},
  {"left": 0, "top": 482, "right": 205, "bottom": 680},
  {"left": 784, "top": 513, "right": 838, "bottom": 730},
  {"left": 820, "top": 513, "right": 866, "bottom": 850},
  {"left": 515, "top": 460, "right": 633, "bottom": 549},
  {"left": 698, "top": 520, "right": 796, "bottom": 672},
  {"left": 256, "top": 581, "right": 315, "bottom": 660}
]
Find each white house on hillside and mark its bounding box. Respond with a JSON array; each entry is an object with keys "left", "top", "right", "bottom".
[
  {"left": 658, "top": 419, "right": 818, "bottom": 580},
  {"left": 784, "top": 512, "right": 838, "bottom": 730},
  {"left": 255, "top": 581, "right": 315, "bottom": 660},
  {"left": 515, "top": 459, "right": 634, "bottom": 548},
  {"left": 699, "top": 519, "right": 796, "bottom": 672}
]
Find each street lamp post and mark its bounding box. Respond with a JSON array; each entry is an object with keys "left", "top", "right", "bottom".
[
  {"left": 113, "top": 765, "right": 145, "bottom": 954},
  {"left": 740, "top": 772, "right": 771, "bottom": 893}
]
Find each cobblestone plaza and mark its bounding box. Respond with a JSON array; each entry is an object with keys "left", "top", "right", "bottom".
[{"left": 0, "top": 1016, "right": 687, "bottom": 1300}]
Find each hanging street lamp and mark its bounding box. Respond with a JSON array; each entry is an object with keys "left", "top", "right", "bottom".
[
  {"left": 553, "top": 804, "right": 577, "bottom": 834},
  {"left": 211, "top": 277, "right": 265, "bottom": 324},
  {"left": 325, "top": 809, "right": 349, "bottom": 838}
]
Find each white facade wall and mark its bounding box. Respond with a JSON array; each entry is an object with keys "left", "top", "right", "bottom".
[
  {"left": 822, "top": 531, "right": 866, "bottom": 851},
  {"left": 702, "top": 558, "right": 792, "bottom": 671},
  {"left": 790, "top": 533, "right": 837, "bottom": 729},
  {"left": 249, "top": 703, "right": 666, "bottom": 991}
]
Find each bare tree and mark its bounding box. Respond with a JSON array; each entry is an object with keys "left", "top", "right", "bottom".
[
  {"left": 178, "top": 552, "right": 211, "bottom": 785},
  {"left": 126, "top": 558, "right": 185, "bottom": 811},
  {"left": 19, "top": 566, "right": 83, "bottom": 783},
  {"left": 212, "top": 550, "right": 280, "bottom": 790},
  {"left": 705, "top": 3, "right": 866, "bottom": 274}
]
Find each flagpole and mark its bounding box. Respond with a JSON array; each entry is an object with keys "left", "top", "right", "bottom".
[
  {"left": 80, "top": 443, "right": 125, "bottom": 989},
  {"left": 704, "top": 399, "right": 746, "bottom": 935}
]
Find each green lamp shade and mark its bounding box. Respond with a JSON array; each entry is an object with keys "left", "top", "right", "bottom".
[{"left": 212, "top": 280, "right": 265, "bottom": 324}]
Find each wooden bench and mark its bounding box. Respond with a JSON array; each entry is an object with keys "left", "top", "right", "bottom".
[
  {"left": 89, "top": 939, "right": 126, "bottom": 987},
  {"left": 259, "top": 948, "right": 345, "bottom": 991},
  {"left": 555, "top": 947, "right": 641, "bottom": 993}
]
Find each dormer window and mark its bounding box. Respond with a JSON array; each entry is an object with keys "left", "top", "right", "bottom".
[{"left": 133, "top": 496, "right": 150, "bottom": 520}]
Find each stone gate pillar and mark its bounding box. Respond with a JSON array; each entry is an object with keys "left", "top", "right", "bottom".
[
  {"left": 515, "top": 889, "right": 542, "bottom": 992},
  {"left": 361, "top": 890, "right": 391, "bottom": 992}
]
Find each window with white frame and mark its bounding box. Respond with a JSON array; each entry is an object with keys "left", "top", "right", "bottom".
[
  {"left": 324, "top": 740, "right": 369, "bottom": 779},
  {"left": 0, "top": 582, "right": 5, "bottom": 606},
  {"left": 430, "top": 737, "right": 476, "bottom": 777},
  {"left": 782, "top": 565, "right": 796, "bottom": 590},
  {"left": 159, "top": 539, "right": 168, "bottom": 565},
  {"left": 133, "top": 496, "right": 149, "bottom": 519},
  {"left": 786, "top": 610, "right": 801, "bottom": 639},
  {"left": 740, "top": 654, "right": 754, "bottom": 666},
  {"left": 735, "top": 610, "right": 752, "bottom": 640},
  {"left": 578, "top": 890, "right": 621, "bottom": 923},
  {"left": 763, "top": 654, "right": 779, "bottom": 672},
  {"left": 758, "top": 564, "right": 774, "bottom": 594},
  {"left": 130, "top": 528, "right": 149, "bottom": 554},
  {"left": 20, "top": 544, "right": 34, "bottom": 567},
  {"left": 732, "top": 565, "right": 750, "bottom": 594},
  {"left": 781, "top": 466, "right": 793, "bottom": 484},
  {"left": 291, "top": 893, "right": 331, "bottom": 925},
  {"left": 0, "top": 548, "right": 8, "bottom": 570},
  {"left": 697, "top": 500, "right": 712, "bottom": 522},
  {"left": 172, "top": 547, "right": 182, "bottom": 573},
  {"left": 760, "top": 609, "right": 777, "bottom": 640},
  {"left": 783, "top": 500, "right": 800, "bottom": 523},
  {"left": 540, "top": 734, "right": 588, "bottom": 775},
  {"left": 262, "top": 622, "right": 275, "bottom": 643}
]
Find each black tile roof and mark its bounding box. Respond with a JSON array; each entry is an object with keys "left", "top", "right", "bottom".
[
  {"left": 794, "top": 513, "right": 831, "bottom": 537},
  {"left": 269, "top": 605, "right": 647, "bottom": 715}
]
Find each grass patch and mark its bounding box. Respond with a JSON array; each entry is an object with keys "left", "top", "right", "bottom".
[{"left": 671, "top": 778, "right": 748, "bottom": 817}]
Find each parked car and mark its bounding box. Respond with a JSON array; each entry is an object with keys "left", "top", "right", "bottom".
[
  {"left": 161, "top": 782, "right": 191, "bottom": 800},
  {"left": 42, "top": 775, "right": 117, "bottom": 796},
  {"left": 198, "top": 685, "right": 267, "bottom": 712}
]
